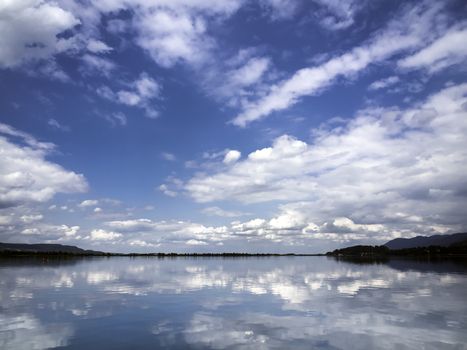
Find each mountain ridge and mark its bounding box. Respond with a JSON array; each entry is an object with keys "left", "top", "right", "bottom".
[{"left": 384, "top": 232, "right": 467, "bottom": 249}]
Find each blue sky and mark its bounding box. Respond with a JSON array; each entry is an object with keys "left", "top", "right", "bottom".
[{"left": 1, "top": 0, "right": 467, "bottom": 253}]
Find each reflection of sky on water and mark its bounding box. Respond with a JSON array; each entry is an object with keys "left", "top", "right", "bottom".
[{"left": 0, "top": 257, "right": 466, "bottom": 349}]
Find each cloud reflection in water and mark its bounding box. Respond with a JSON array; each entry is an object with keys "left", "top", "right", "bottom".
[{"left": 0, "top": 257, "right": 466, "bottom": 349}]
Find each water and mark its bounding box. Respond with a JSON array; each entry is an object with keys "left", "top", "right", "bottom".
[{"left": 1, "top": 256, "right": 466, "bottom": 350}]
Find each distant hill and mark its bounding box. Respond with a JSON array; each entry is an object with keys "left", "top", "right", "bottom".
[
  {"left": 326, "top": 232, "right": 467, "bottom": 258},
  {"left": 325, "top": 245, "right": 389, "bottom": 256},
  {"left": 385, "top": 232, "right": 467, "bottom": 249},
  {"left": 0, "top": 242, "right": 103, "bottom": 255}
]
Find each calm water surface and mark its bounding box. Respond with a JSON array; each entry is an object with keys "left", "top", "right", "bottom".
[{"left": 1, "top": 256, "right": 466, "bottom": 349}]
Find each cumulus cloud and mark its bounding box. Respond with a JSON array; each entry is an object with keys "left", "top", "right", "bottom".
[
  {"left": 89, "top": 229, "right": 121, "bottom": 241},
  {"left": 122, "top": 0, "right": 242, "bottom": 68},
  {"left": 232, "top": 2, "right": 445, "bottom": 126},
  {"left": 0, "top": 123, "right": 88, "bottom": 208},
  {"left": 92, "top": 208, "right": 394, "bottom": 249},
  {"left": 223, "top": 150, "right": 241, "bottom": 164},
  {"left": 96, "top": 72, "right": 161, "bottom": 117},
  {"left": 122, "top": 74, "right": 160, "bottom": 114},
  {"left": 187, "top": 83, "right": 467, "bottom": 238},
  {"left": 118, "top": 73, "right": 160, "bottom": 104},
  {"left": 7, "top": 219, "right": 81, "bottom": 241},
  {"left": 134, "top": 9, "right": 212, "bottom": 68},
  {"left": 103, "top": 218, "right": 229, "bottom": 247},
  {"left": 0, "top": 0, "right": 79, "bottom": 67},
  {"left": 0, "top": 0, "right": 246, "bottom": 80},
  {"left": 20, "top": 214, "right": 43, "bottom": 224}
]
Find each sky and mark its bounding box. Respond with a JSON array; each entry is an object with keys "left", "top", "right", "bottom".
[{"left": 1, "top": 0, "right": 467, "bottom": 253}]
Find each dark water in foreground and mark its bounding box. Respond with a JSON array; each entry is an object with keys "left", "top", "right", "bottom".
[{"left": 1, "top": 257, "right": 466, "bottom": 350}]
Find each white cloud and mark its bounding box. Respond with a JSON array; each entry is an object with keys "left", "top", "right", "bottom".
[
  {"left": 186, "top": 239, "right": 208, "bottom": 245},
  {"left": 87, "top": 39, "right": 112, "bottom": 54},
  {"left": 187, "top": 83, "right": 467, "bottom": 237},
  {"left": 135, "top": 9, "right": 211, "bottom": 68},
  {"left": 134, "top": 73, "right": 161, "bottom": 99},
  {"left": 232, "top": 2, "right": 445, "bottom": 126},
  {"left": 223, "top": 150, "right": 241, "bottom": 164},
  {"left": 158, "top": 176, "right": 183, "bottom": 198},
  {"left": 313, "top": 0, "right": 365, "bottom": 30},
  {"left": 117, "top": 91, "right": 141, "bottom": 106},
  {"left": 228, "top": 57, "right": 270, "bottom": 88},
  {"left": 104, "top": 218, "right": 230, "bottom": 246},
  {"left": 0, "top": 215, "right": 12, "bottom": 225},
  {"left": 96, "top": 72, "right": 160, "bottom": 118},
  {"left": 89, "top": 229, "right": 121, "bottom": 241},
  {"left": 330, "top": 217, "right": 385, "bottom": 234},
  {"left": 368, "top": 76, "right": 400, "bottom": 91},
  {"left": 202, "top": 52, "right": 273, "bottom": 109},
  {"left": 81, "top": 54, "right": 116, "bottom": 76},
  {"left": 0, "top": 123, "right": 88, "bottom": 208},
  {"left": 20, "top": 223, "right": 80, "bottom": 239},
  {"left": 159, "top": 184, "right": 177, "bottom": 197},
  {"left": 0, "top": 0, "right": 245, "bottom": 77},
  {"left": 0, "top": 314, "right": 73, "bottom": 350},
  {"left": 0, "top": 0, "right": 79, "bottom": 67},
  {"left": 131, "top": 1, "right": 243, "bottom": 68},
  {"left": 79, "top": 199, "right": 98, "bottom": 208},
  {"left": 20, "top": 214, "right": 43, "bottom": 224},
  {"left": 116, "top": 72, "right": 161, "bottom": 117},
  {"left": 398, "top": 26, "right": 467, "bottom": 73}
]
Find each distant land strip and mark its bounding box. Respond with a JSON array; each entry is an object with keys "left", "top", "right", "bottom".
[{"left": 0, "top": 243, "right": 323, "bottom": 257}]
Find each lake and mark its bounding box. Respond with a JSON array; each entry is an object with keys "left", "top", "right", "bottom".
[{"left": 1, "top": 256, "right": 466, "bottom": 349}]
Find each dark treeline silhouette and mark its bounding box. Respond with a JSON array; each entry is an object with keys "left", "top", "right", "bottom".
[
  {"left": 0, "top": 243, "right": 323, "bottom": 258},
  {"left": 326, "top": 242, "right": 467, "bottom": 258},
  {"left": 0, "top": 251, "right": 322, "bottom": 258}
]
